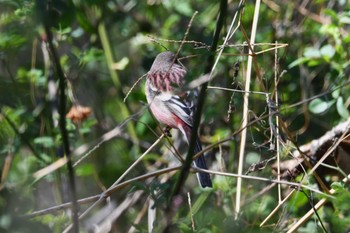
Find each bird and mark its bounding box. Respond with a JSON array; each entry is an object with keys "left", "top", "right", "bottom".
[{"left": 145, "top": 51, "right": 212, "bottom": 188}]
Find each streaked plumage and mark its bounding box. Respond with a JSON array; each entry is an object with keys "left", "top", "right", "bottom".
[{"left": 145, "top": 51, "right": 212, "bottom": 188}]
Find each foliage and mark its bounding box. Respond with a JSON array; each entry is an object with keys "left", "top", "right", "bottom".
[{"left": 0, "top": 0, "right": 349, "bottom": 232}]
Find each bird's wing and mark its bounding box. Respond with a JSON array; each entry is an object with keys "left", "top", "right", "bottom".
[{"left": 163, "top": 93, "right": 194, "bottom": 127}]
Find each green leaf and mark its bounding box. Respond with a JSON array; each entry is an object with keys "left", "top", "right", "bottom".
[
  {"left": 76, "top": 164, "right": 94, "bottom": 176},
  {"left": 80, "top": 118, "right": 97, "bottom": 135},
  {"left": 290, "top": 191, "right": 308, "bottom": 211},
  {"left": 288, "top": 57, "right": 310, "bottom": 68},
  {"left": 307, "top": 59, "right": 321, "bottom": 67},
  {"left": 212, "top": 128, "right": 231, "bottom": 141},
  {"left": 299, "top": 221, "right": 319, "bottom": 233},
  {"left": 173, "top": 2, "right": 193, "bottom": 16},
  {"left": 0, "top": 34, "right": 27, "bottom": 49},
  {"left": 339, "top": 15, "right": 350, "bottom": 24},
  {"left": 336, "top": 97, "right": 349, "bottom": 118},
  {"left": 112, "top": 57, "right": 129, "bottom": 70},
  {"left": 71, "top": 27, "right": 84, "bottom": 38},
  {"left": 309, "top": 98, "right": 329, "bottom": 114},
  {"left": 76, "top": 10, "right": 95, "bottom": 33},
  {"left": 330, "top": 181, "right": 344, "bottom": 192},
  {"left": 66, "top": 119, "right": 76, "bottom": 131},
  {"left": 80, "top": 47, "right": 104, "bottom": 64},
  {"left": 332, "top": 89, "right": 340, "bottom": 98},
  {"left": 246, "top": 152, "right": 260, "bottom": 165},
  {"left": 34, "top": 136, "right": 54, "bottom": 148},
  {"left": 323, "top": 9, "right": 338, "bottom": 19},
  {"left": 320, "top": 44, "right": 336, "bottom": 60},
  {"left": 163, "top": 1, "right": 193, "bottom": 16},
  {"left": 188, "top": 191, "right": 211, "bottom": 216},
  {"left": 303, "top": 47, "right": 321, "bottom": 58}
]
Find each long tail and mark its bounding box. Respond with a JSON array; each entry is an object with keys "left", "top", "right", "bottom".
[
  {"left": 182, "top": 125, "right": 212, "bottom": 188},
  {"left": 193, "top": 138, "right": 213, "bottom": 188}
]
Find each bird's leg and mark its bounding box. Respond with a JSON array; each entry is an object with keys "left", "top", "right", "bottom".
[{"left": 164, "top": 126, "right": 172, "bottom": 137}]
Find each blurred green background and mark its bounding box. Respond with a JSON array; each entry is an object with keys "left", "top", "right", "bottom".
[{"left": 0, "top": 0, "right": 349, "bottom": 232}]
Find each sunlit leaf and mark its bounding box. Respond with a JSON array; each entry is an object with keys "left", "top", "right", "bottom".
[
  {"left": 288, "top": 57, "right": 310, "bottom": 68},
  {"left": 303, "top": 47, "right": 321, "bottom": 58},
  {"left": 331, "top": 89, "right": 340, "bottom": 98},
  {"left": 339, "top": 15, "right": 350, "bottom": 24},
  {"left": 34, "top": 137, "right": 54, "bottom": 148},
  {"left": 336, "top": 97, "right": 349, "bottom": 118},
  {"left": 309, "top": 98, "right": 330, "bottom": 114},
  {"left": 76, "top": 164, "right": 94, "bottom": 176},
  {"left": 320, "top": 44, "right": 336, "bottom": 60},
  {"left": 0, "top": 34, "right": 27, "bottom": 49}
]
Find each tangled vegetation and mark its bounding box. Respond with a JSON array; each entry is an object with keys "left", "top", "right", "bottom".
[{"left": 0, "top": 0, "right": 349, "bottom": 232}]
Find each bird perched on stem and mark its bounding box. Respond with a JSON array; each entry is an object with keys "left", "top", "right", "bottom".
[{"left": 145, "top": 51, "right": 212, "bottom": 188}]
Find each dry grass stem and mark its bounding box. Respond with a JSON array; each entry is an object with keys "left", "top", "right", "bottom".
[{"left": 236, "top": 0, "right": 261, "bottom": 217}]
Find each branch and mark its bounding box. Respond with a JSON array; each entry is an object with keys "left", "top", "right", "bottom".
[
  {"left": 236, "top": 0, "right": 261, "bottom": 217},
  {"left": 26, "top": 166, "right": 182, "bottom": 218},
  {"left": 43, "top": 25, "right": 79, "bottom": 232},
  {"left": 274, "top": 118, "right": 350, "bottom": 180},
  {"left": 170, "top": 0, "right": 228, "bottom": 200},
  {"left": 1, "top": 113, "right": 44, "bottom": 162}
]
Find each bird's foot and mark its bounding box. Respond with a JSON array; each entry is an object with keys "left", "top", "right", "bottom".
[{"left": 164, "top": 126, "right": 172, "bottom": 137}]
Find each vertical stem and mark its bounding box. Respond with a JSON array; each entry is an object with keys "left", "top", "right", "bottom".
[
  {"left": 275, "top": 41, "right": 282, "bottom": 203},
  {"left": 170, "top": 0, "right": 227, "bottom": 198},
  {"left": 98, "top": 22, "right": 121, "bottom": 88},
  {"left": 235, "top": 0, "right": 261, "bottom": 218},
  {"left": 44, "top": 25, "right": 79, "bottom": 233},
  {"left": 98, "top": 22, "right": 138, "bottom": 143}
]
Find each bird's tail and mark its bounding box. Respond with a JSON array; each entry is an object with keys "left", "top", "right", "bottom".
[
  {"left": 182, "top": 125, "right": 212, "bottom": 188},
  {"left": 193, "top": 138, "right": 212, "bottom": 188}
]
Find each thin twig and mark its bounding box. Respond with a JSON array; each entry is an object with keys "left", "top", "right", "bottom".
[
  {"left": 207, "top": 85, "right": 268, "bottom": 95},
  {"left": 308, "top": 123, "right": 350, "bottom": 176},
  {"left": 63, "top": 134, "right": 166, "bottom": 232},
  {"left": 29, "top": 103, "right": 343, "bottom": 219},
  {"left": 123, "top": 73, "right": 148, "bottom": 102},
  {"left": 98, "top": 21, "right": 139, "bottom": 144},
  {"left": 260, "top": 190, "right": 295, "bottom": 226},
  {"left": 148, "top": 197, "right": 156, "bottom": 233},
  {"left": 28, "top": 152, "right": 337, "bottom": 220},
  {"left": 127, "top": 197, "right": 150, "bottom": 233},
  {"left": 188, "top": 192, "right": 196, "bottom": 231},
  {"left": 261, "top": 121, "right": 350, "bottom": 226},
  {"left": 85, "top": 191, "right": 143, "bottom": 233},
  {"left": 1, "top": 113, "right": 44, "bottom": 162},
  {"left": 27, "top": 166, "right": 182, "bottom": 218},
  {"left": 34, "top": 109, "right": 146, "bottom": 180},
  {"left": 241, "top": 183, "right": 277, "bottom": 206},
  {"left": 26, "top": 195, "right": 100, "bottom": 218},
  {"left": 169, "top": 0, "right": 227, "bottom": 206},
  {"left": 174, "top": 11, "right": 198, "bottom": 59},
  {"left": 0, "top": 139, "right": 14, "bottom": 191},
  {"left": 282, "top": 80, "right": 350, "bottom": 110},
  {"left": 111, "top": 134, "right": 165, "bottom": 188},
  {"left": 44, "top": 24, "right": 79, "bottom": 233},
  {"left": 193, "top": 167, "right": 333, "bottom": 198},
  {"left": 146, "top": 35, "right": 209, "bottom": 48},
  {"left": 287, "top": 174, "right": 350, "bottom": 233},
  {"left": 274, "top": 41, "right": 282, "bottom": 203},
  {"left": 235, "top": 0, "right": 261, "bottom": 218},
  {"left": 299, "top": 189, "right": 327, "bottom": 232},
  {"left": 208, "top": 0, "right": 244, "bottom": 80}
]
